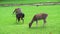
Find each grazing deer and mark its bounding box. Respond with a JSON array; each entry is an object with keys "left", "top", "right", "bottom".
[{"left": 29, "top": 13, "right": 48, "bottom": 28}]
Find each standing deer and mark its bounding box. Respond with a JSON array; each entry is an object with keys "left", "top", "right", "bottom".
[{"left": 13, "top": 8, "right": 25, "bottom": 23}]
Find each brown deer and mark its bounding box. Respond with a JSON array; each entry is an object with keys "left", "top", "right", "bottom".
[
  {"left": 29, "top": 13, "right": 48, "bottom": 28},
  {"left": 13, "top": 8, "right": 24, "bottom": 23}
]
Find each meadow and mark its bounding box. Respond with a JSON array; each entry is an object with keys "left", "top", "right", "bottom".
[
  {"left": 0, "top": 0, "right": 60, "bottom": 4},
  {"left": 0, "top": 5, "right": 60, "bottom": 34}
]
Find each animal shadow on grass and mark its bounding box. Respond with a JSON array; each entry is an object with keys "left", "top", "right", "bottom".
[
  {"left": 13, "top": 21, "right": 24, "bottom": 25},
  {"left": 30, "top": 26, "right": 47, "bottom": 29}
]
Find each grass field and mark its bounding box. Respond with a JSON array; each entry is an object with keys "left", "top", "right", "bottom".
[
  {"left": 0, "top": 0, "right": 60, "bottom": 4},
  {"left": 0, "top": 5, "right": 60, "bottom": 34}
]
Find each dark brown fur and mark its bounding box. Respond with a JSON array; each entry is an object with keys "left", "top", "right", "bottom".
[
  {"left": 13, "top": 8, "right": 24, "bottom": 23},
  {"left": 29, "top": 13, "right": 48, "bottom": 28}
]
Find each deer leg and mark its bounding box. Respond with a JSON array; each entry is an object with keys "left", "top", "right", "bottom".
[
  {"left": 21, "top": 18, "right": 24, "bottom": 23},
  {"left": 36, "top": 20, "right": 38, "bottom": 27},
  {"left": 16, "top": 17, "right": 20, "bottom": 24},
  {"left": 43, "top": 19, "right": 46, "bottom": 26},
  {"left": 18, "top": 18, "right": 20, "bottom": 22},
  {"left": 16, "top": 14, "right": 20, "bottom": 24},
  {"left": 16, "top": 16, "right": 18, "bottom": 24}
]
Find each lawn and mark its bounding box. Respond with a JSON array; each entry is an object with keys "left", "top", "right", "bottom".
[
  {"left": 0, "top": 5, "right": 60, "bottom": 34},
  {"left": 0, "top": 0, "right": 60, "bottom": 4}
]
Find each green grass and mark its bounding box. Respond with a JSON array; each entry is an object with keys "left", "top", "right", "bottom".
[
  {"left": 0, "top": 5, "right": 60, "bottom": 34},
  {"left": 0, "top": 0, "right": 60, "bottom": 4}
]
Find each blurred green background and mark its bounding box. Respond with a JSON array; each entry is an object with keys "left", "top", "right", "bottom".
[
  {"left": 0, "top": 0, "right": 60, "bottom": 34},
  {"left": 0, "top": 0, "right": 60, "bottom": 4}
]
